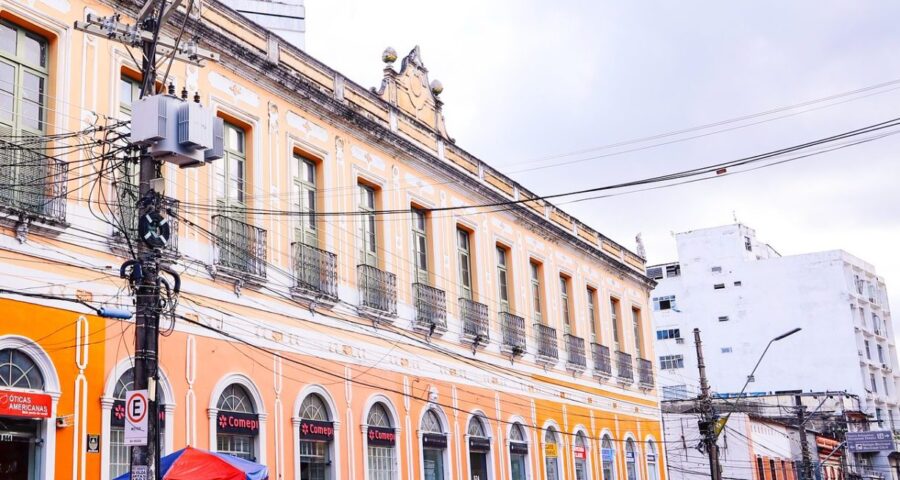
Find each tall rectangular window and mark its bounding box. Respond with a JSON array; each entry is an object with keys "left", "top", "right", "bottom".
[
  {"left": 294, "top": 154, "right": 317, "bottom": 246},
  {"left": 586, "top": 287, "right": 598, "bottom": 342},
  {"left": 871, "top": 373, "right": 878, "bottom": 393},
  {"left": 559, "top": 276, "right": 572, "bottom": 333},
  {"left": 659, "top": 355, "right": 684, "bottom": 370},
  {"left": 865, "top": 340, "right": 871, "bottom": 360},
  {"left": 530, "top": 261, "right": 543, "bottom": 323},
  {"left": 217, "top": 122, "right": 246, "bottom": 210},
  {"left": 610, "top": 298, "right": 621, "bottom": 350},
  {"left": 496, "top": 245, "right": 510, "bottom": 313},
  {"left": 411, "top": 208, "right": 428, "bottom": 284},
  {"left": 878, "top": 344, "right": 885, "bottom": 363},
  {"left": 457, "top": 228, "right": 473, "bottom": 300},
  {"left": 358, "top": 184, "right": 377, "bottom": 266},
  {"left": 0, "top": 21, "right": 48, "bottom": 134},
  {"left": 756, "top": 457, "right": 765, "bottom": 480},
  {"left": 118, "top": 75, "right": 141, "bottom": 184},
  {"left": 632, "top": 308, "right": 643, "bottom": 358}
]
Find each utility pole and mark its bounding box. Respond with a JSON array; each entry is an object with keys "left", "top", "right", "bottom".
[
  {"left": 75, "top": 5, "right": 216, "bottom": 479},
  {"left": 796, "top": 396, "right": 813, "bottom": 480},
  {"left": 694, "top": 328, "right": 722, "bottom": 480}
]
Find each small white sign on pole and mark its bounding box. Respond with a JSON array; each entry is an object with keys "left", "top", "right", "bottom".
[{"left": 125, "top": 389, "right": 149, "bottom": 446}]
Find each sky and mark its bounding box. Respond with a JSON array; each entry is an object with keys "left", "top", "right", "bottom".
[{"left": 302, "top": 1, "right": 900, "bottom": 319}]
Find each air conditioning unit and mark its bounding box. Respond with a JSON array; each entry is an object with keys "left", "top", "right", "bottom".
[{"left": 675, "top": 338, "right": 685, "bottom": 344}]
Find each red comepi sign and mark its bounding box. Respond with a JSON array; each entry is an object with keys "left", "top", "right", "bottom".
[{"left": 0, "top": 390, "right": 52, "bottom": 418}]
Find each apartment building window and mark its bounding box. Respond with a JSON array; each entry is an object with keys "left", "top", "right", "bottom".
[
  {"left": 632, "top": 308, "right": 643, "bottom": 358},
  {"left": 610, "top": 297, "right": 621, "bottom": 350},
  {"left": 530, "top": 261, "right": 543, "bottom": 323},
  {"left": 652, "top": 296, "right": 676, "bottom": 311},
  {"left": 0, "top": 21, "right": 47, "bottom": 134},
  {"left": 865, "top": 340, "right": 871, "bottom": 360},
  {"left": 560, "top": 275, "right": 572, "bottom": 334},
  {"left": 656, "top": 328, "right": 680, "bottom": 340},
  {"left": 733, "top": 281, "right": 742, "bottom": 287},
  {"left": 294, "top": 154, "right": 318, "bottom": 246},
  {"left": 496, "top": 246, "right": 511, "bottom": 312},
  {"left": 876, "top": 408, "right": 884, "bottom": 427},
  {"left": 411, "top": 209, "right": 428, "bottom": 284},
  {"left": 587, "top": 287, "right": 598, "bottom": 342},
  {"left": 878, "top": 344, "right": 885, "bottom": 364},
  {"left": 457, "top": 228, "right": 473, "bottom": 300},
  {"left": 711, "top": 266, "right": 722, "bottom": 274},
  {"left": 744, "top": 236, "right": 752, "bottom": 251},
  {"left": 873, "top": 314, "right": 883, "bottom": 335},
  {"left": 665, "top": 264, "right": 681, "bottom": 277},
  {"left": 713, "top": 283, "right": 725, "bottom": 290},
  {"left": 871, "top": 373, "right": 878, "bottom": 393},
  {"left": 721, "top": 347, "right": 733, "bottom": 353},
  {"left": 358, "top": 184, "right": 377, "bottom": 266},
  {"left": 718, "top": 316, "right": 730, "bottom": 322},
  {"left": 647, "top": 267, "right": 663, "bottom": 280},
  {"left": 883, "top": 376, "right": 889, "bottom": 395},
  {"left": 769, "top": 459, "right": 778, "bottom": 480},
  {"left": 659, "top": 355, "right": 684, "bottom": 370}
]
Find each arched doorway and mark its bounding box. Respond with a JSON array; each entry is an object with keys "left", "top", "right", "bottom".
[
  {"left": 0, "top": 343, "right": 59, "bottom": 480},
  {"left": 543, "top": 427, "right": 561, "bottom": 480},
  {"left": 107, "top": 367, "right": 169, "bottom": 479},
  {"left": 573, "top": 431, "right": 589, "bottom": 480},
  {"left": 421, "top": 408, "right": 447, "bottom": 480},
  {"left": 366, "top": 402, "right": 398, "bottom": 480},
  {"left": 601, "top": 434, "right": 616, "bottom": 480},
  {"left": 215, "top": 384, "right": 260, "bottom": 460},
  {"left": 298, "top": 393, "right": 335, "bottom": 480},
  {"left": 508, "top": 422, "right": 529, "bottom": 480},
  {"left": 646, "top": 440, "right": 659, "bottom": 480},
  {"left": 625, "top": 438, "right": 638, "bottom": 480},
  {"left": 467, "top": 415, "right": 491, "bottom": 480}
]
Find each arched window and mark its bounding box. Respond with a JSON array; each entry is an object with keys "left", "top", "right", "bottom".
[
  {"left": 646, "top": 440, "right": 659, "bottom": 480},
  {"left": 108, "top": 368, "right": 168, "bottom": 479},
  {"left": 602, "top": 435, "right": 616, "bottom": 480},
  {"left": 544, "top": 427, "right": 560, "bottom": 480},
  {"left": 421, "top": 409, "right": 447, "bottom": 480},
  {"left": 574, "top": 432, "right": 590, "bottom": 480},
  {"left": 625, "top": 438, "right": 638, "bottom": 480},
  {"left": 468, "top": 416, "right": 492, "bottom": 480},
  {"left": 509, "top": 423, "right": 529, "bottom": 480},
  {"left": 0, "top": 348, "right": 44, "bottom": 390},
  {"left": 298, "top": 393, "right": 335, "bottom": 480},
  {"left": 216, "top": 384, "right": 259, "bottom": 461},
  {"left": 367, "top": 402, "right": 397, "bottom": 480}
]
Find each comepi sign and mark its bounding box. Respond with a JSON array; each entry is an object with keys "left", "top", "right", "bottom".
[{"left": 125, "top": 389, "right": 149, "bottom": 446}]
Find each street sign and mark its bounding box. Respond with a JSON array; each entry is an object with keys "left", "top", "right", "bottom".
[
  {"left": 847, "top": 430, "right": 894, "bottom": 452},
  {"left": 125, "top": 390, "right": 148, "bottom": 446}
]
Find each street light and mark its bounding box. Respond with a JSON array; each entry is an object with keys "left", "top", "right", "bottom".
[{"left": 714, "top": 327, "right": 802, "bottom": 437}]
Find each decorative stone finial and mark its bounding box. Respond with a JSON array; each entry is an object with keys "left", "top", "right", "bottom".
[
  {"left": 430, "top": 79, "right": 444, "bottom": 96},
  {"left": 382, "top": 47, "right": 398, "bottom": 64}
]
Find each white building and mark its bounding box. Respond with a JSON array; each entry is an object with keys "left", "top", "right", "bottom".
[{"left": 649, "top": 224, "right": 898, "bottom": 428}]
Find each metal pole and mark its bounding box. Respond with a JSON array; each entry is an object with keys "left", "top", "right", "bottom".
[
  {"left": 694, "top": 328, "right": 722, "bottom": 480},
  {"left": 796, "top": 395, "right": 813, "bottom": 480},
  {"left": 131, "top": 5, "right": 162, "bottom": 479}
]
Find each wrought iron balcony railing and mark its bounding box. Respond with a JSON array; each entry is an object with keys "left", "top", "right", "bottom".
[
  {"left": 113, "top": 181, "right": 180, "bottom": 254},
  {"left": 534, "top": 323, "right": 558, "bottom": 362},
  {"left": 291, "top": 242, "right": 338, "bottom": 301},
  {"left": 565, "top": 334, "right": 586, "bottom": 371},
  {"left": 460, "top": 298, "right": 490, "bottom": 345},
  {"left": 637, "top": 357, "right": 654, "bottom": 388},
  {"left": 357, "top": 264, "right": 397, "bottom": 318},
  {"left": 616, "top": 350, "right": 634, "bottom": 383},
  {"left": 0, "top": 142, "right": 68, "bottom": 223},
  {"left": 591, "top": 343, "right": 612, "bottom": 377},
  {"left": 413, "top": 283, "right": 446, "bottom": 334},
  {"left": 212, "top": 215, "right": 267, "bottom": 279},
  {"left": 500, "top": 312, "right": 526, "bottom": 356}
]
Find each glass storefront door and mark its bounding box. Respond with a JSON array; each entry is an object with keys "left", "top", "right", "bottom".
[
  {"left": 0, "top": 418, "right": 38, "bottom": 480},
  {"left": 423, "top": 448, "right": 444, "bottom": 480}
]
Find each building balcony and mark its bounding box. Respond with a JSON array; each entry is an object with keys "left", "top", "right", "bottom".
[
  {"left": 412, "top": 283, "right": 447, "bottom": 335},
  {"left": 499, "top": 311, "right": 526, "bottom": 356},
  {"left": 616, "top": 350, "right": 634, "bottom": 384},
  {"left": 534, "top": 323, "right": 559, "bottom": 366},
  {"left": 291, "top": 242, "right": 338, "bottom": 302},
  {"left": 357, "top": 264, "right": 397, "bottom": 321},
  {"left": 111, "top": 181, "right": 180, "bottom": 256},
  {"left": 591, "top": 343, "right": 612, "bottom": 378},
  {"left": 212, "top": 215, "right": 267, "bottom": 280},
  {"left": 564, "top": 334, "right": 586, "bottom": 373},
  {"left": 0, "top": 148, "right": 68, "bottom": 225},
  {"left": 459, "top": 297, "right": 489, "bottom": 348},
  {"left": 637, "top": 357, "right": 654, "bottom": 388}
]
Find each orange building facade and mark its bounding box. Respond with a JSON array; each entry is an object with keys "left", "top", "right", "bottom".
[{"left": 0, "top": 0, "right": 666, "bottom": 479}]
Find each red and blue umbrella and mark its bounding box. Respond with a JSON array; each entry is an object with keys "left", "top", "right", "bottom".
[{"left": 113, "top": 446, "right": 268, "bottom": 480}]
